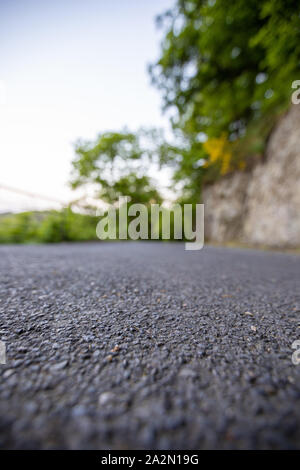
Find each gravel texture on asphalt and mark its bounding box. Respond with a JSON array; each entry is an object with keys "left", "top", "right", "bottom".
[{"left": 0, "top": 242, "right": 300, "bottom": 449}]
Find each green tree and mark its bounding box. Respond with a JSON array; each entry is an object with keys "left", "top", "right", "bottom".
[
  {"left": 71, "top": 129, "right": 162, "bottom": 205},
  {"left": 150, "top": 0, "right": 300, "bottom": 198},
  {"left": 150, "top": 0, "right": 300, "bottom": 138}
]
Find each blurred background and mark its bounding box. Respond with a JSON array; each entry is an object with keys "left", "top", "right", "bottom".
[{"left": 1, "top": 0, "right": 299, "bottom": 246}]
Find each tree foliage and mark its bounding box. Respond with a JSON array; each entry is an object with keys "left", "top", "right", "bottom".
[
  {"left": 148, "top": 0, "right": 300, "bottom": 199},
  {"left": 71, "top": 129, "right": 162, "bottom": 204},
  {"left": 150, "top": 0, "right": 300, "bottom": 138}
]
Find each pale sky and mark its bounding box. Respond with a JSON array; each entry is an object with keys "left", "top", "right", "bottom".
[{"left": 0, "top": 0, "right": 173, "bottom": 212}]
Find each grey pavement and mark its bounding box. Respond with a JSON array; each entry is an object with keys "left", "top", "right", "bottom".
[{"left": 0, "top": 242, "right": 299, "bottom": 449}]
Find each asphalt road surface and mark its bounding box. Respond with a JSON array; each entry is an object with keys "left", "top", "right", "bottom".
[{"left": 0, "top": 242, "right": 300, "bottom": 449}]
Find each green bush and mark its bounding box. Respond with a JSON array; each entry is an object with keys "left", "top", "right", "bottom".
[
  {"left": 0, "top": 206, "right": 197, "bottom": 244},
  {"left": 0, "top": 212, "right": 39, "bottom": 243},
  {"left": 0, "top": 209, "right": 99, "bottom": 244}
]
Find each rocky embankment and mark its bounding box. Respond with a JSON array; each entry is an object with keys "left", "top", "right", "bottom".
[{"left": 203, "top": 104, "right": 300, "bottom": 248}]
